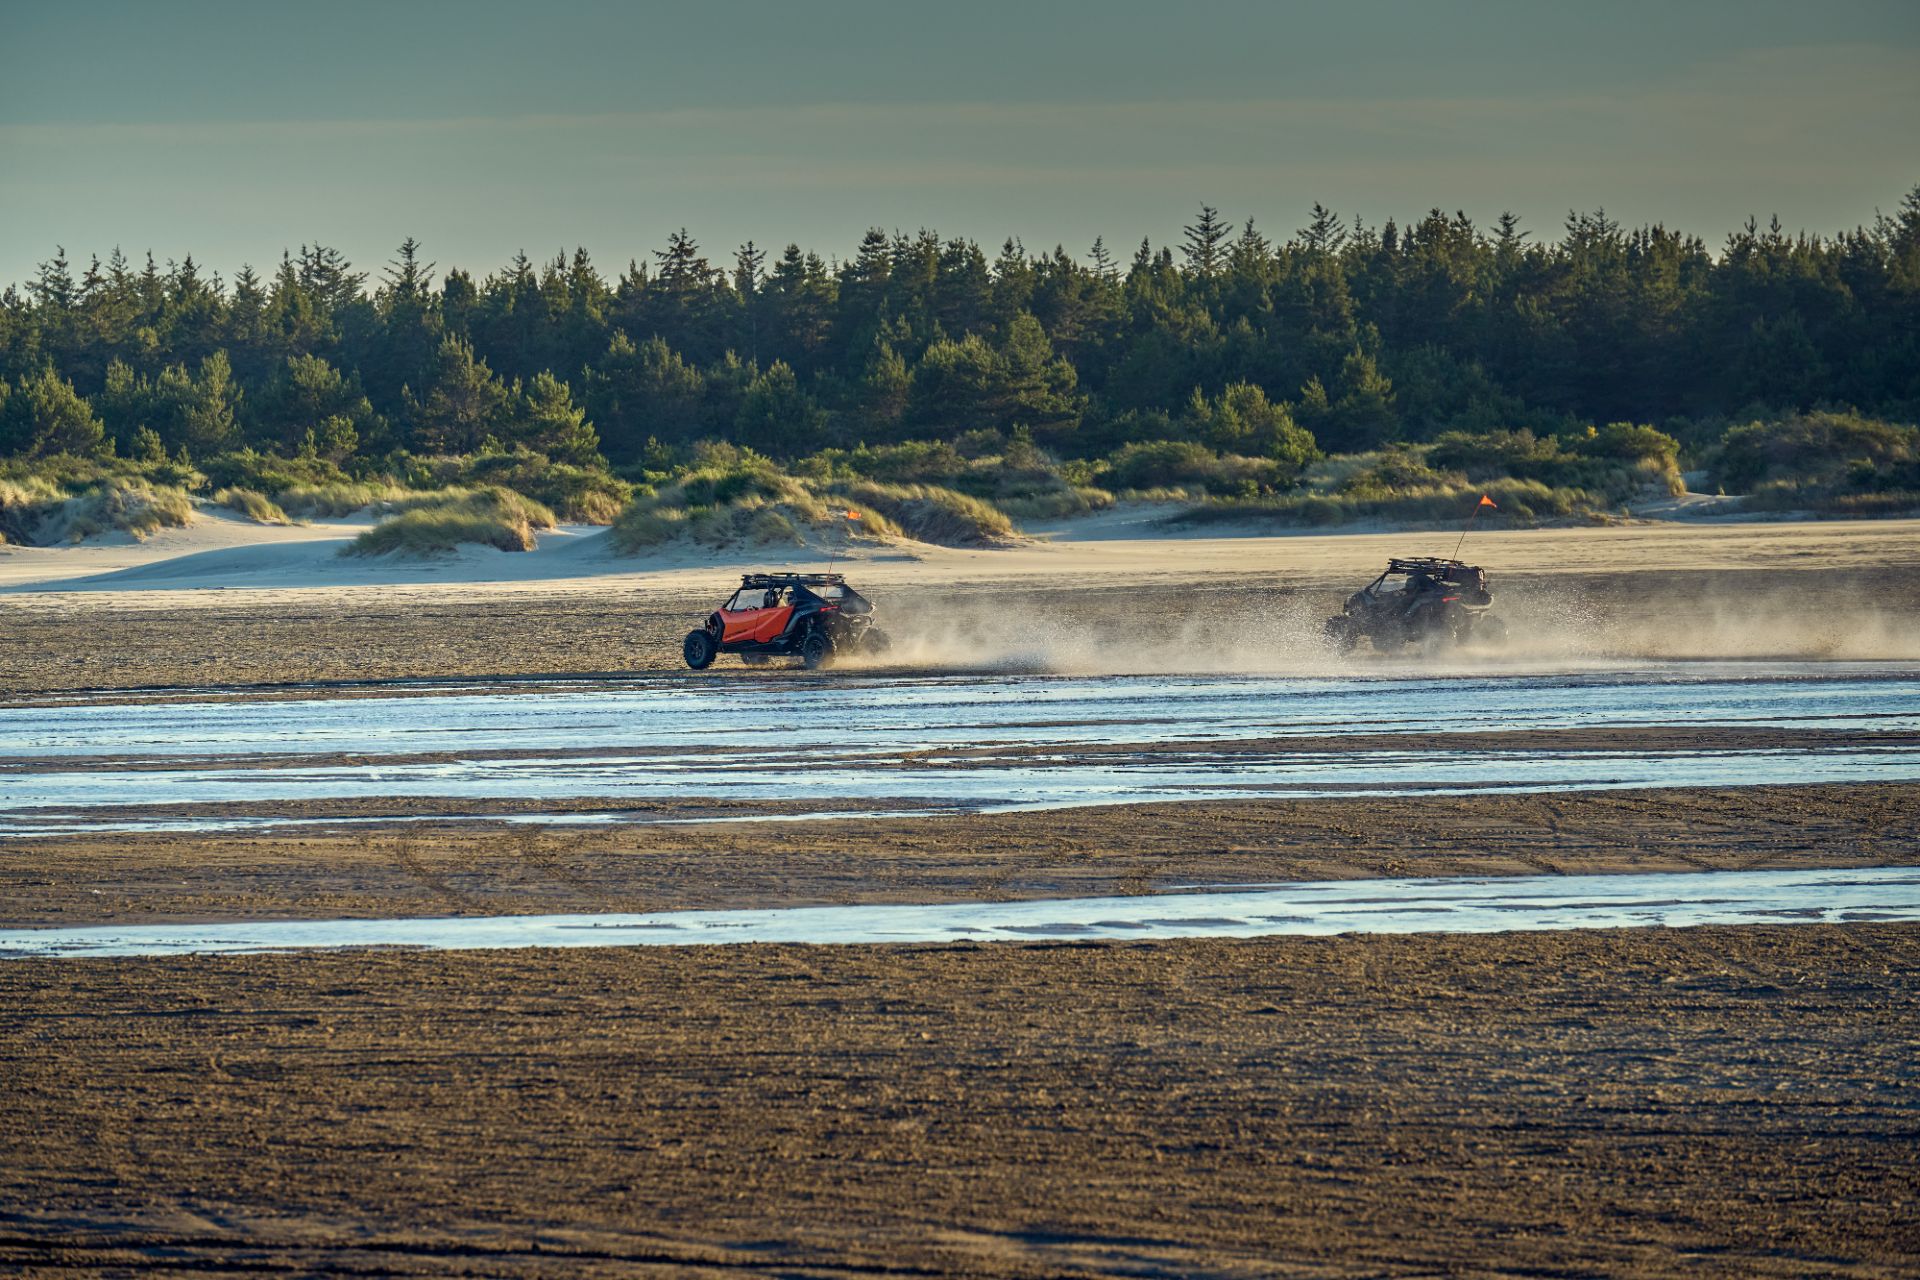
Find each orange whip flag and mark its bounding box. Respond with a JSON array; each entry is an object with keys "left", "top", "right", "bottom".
[
  {"left": 845, "top": 509, "right": 861, "bottom": 520},
  {"left": 1454, "top": 494, "right": 1496, "bottom": 559}
]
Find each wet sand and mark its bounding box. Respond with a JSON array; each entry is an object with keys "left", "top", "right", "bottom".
[
  {"left": 6, "top": 784, "right": 1915, "bottom": 928},
  {"left": 5, "top": 925, "right": 1918, "bottom": 1278}
]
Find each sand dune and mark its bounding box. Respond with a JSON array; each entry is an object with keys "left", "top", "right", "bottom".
[{"left": 4, "top": 505, "right": 1919, "bottom": 602}]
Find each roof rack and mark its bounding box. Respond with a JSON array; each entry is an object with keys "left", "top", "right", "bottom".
[
  {"left": 740, "top": 571, "right": 848, "bottom": 588},
  {"left": 1385, "top": 557, "right": 1476, "bottom": 575}
]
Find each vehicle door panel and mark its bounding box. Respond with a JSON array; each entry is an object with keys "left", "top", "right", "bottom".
[
  {"left": 718, "top": 590, "right": 765, "bottom": 643},
  {"left": 750, "top": 606, "right": 795, "bottom": 643}
]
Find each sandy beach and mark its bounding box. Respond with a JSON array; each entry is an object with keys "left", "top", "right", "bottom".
[{"left": 3, "top": 513, "right": 1918, "bottom": 1277}]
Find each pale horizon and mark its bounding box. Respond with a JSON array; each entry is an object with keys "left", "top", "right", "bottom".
[{"left": 3, "top": 0, "right": 1916, "bottom": 287}]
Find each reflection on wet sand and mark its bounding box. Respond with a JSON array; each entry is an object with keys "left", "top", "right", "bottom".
[{"left": 8, "top": 866, "right": 1918, "bottom": 958}]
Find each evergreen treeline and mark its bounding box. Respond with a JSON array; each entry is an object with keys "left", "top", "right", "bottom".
[{"left": 2, "top": 191, "right": 1917, "bottom": 475}]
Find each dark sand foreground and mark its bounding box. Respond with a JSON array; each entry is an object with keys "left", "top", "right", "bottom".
[{"left": 5, "top": 926, "right": 1918, "bottom": 1278}]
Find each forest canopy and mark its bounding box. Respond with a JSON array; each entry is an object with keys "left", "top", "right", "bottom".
[{"left": 2, "top": 189, "right": 1917, "bottom": 544}]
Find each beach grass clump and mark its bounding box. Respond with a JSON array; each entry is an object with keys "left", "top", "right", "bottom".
[
  {"left": 1096, "top": 440, "right": 1288, "bottom": 500},
  {"left": 794, "top": 433, "right": 1104, "bottom": 524},
  {"left": 829, "top": 480, "right": 1017, "bottom": 546},
  {"left": 0, "top": 475, "right": 64, "bottom": 543},
  {"left": 1170, "top": 475, "right": 1596, "bottom": 529},
  {"left": 343, "top": 486, "right": 557, "bottom": 556},
  {"left": 276, "top": 480, "right": 415, "bottom": 518},
  {"left": 212, "top": 486, "right": 292, "bottom": 525},
  {"left": 453, "top": 450, "right": 634, "bottom": 524},
  {"left": 610, "top": 455, "right": 902, "bottom": 554},
  {"left": 0, "top": 454, "right": 204, "bottom": 545},
  {"left": 26, "top": 478, "right": 197, "bottom": 543}
]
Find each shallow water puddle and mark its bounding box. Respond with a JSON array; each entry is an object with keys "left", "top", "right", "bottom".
[
  {"left": 5, "top": 664, "right": 1917, "bottom": 761},
  {"left": 2, "top": 664, "right": 1918, "bottom": 834},
  {"left": 2, "top": 744, "right": 1916, "bottom": 835},
  {"left": 6, "top": 867, "right": 1917, "bottom": 958}
]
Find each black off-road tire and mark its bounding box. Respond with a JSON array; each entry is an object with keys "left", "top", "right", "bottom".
[
  {"left": 1323, "top": 616, "right": 1358, "bottom": 654},
  {"left": 683, "top": 629, "right": 717, "bottom": 670},
  {"left": 801, "top": 630, "right": 834, "bottom": 670},
  {"left": 1474, "top": 614, "right": 1509, "bottom": 646},
  {"left": 863, "top": 627, "right": 892, "bottom": 656}
]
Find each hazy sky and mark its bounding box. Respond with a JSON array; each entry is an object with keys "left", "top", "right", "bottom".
[{"left": 2, "top": 0, "right": 1917, "bottom": 288}]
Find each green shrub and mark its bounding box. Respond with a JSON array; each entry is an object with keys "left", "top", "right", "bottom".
[
  {"left": 795, "top": 440, "right": 967, "bottom": 485},
  {"left": 200, "top": 448, "right": 349, "bottom": 495},
  {"left": 1429, "top": 427, "right": 1682, "bottom": 499},
  {"left": 1333, "top": 449, "right": 1453, "bottom": 496},
  {"left": 1710, "top": 412, "right": 1918, "bottom": 494},
  {"left": 1428, "top": 429, "right": 1574, "bottom": 481}
]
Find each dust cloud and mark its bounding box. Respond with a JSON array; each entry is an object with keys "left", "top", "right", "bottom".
[{"left": 848, "top": 578, "right": 1920, "bottom": 676}]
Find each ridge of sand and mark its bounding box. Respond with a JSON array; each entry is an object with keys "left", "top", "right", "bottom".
[{"left": 3, "top": 507, "right": 1919, "bottom": 605}]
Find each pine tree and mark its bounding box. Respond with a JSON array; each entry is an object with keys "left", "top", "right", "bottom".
[
  {"left": 1181, "top": 207, "right": 1231, "bottom": 277},
  {"left": 0, "top": 368, "right": 106, "bottom": 456},
  {"left": 1088, "top": 236, "right": 1117, "bottom": 280},
  {"left": 734, "top": 241, "right": 767, "bottom": 365},
  {"left": 512, "top": 372, "right": 602, "bottom": 465},
  {"left": 1300, "top": 203, "right": 1348, "bottom": 256},
  {"left": 404, "top": 336, "right": 511, "bottom": 453}
]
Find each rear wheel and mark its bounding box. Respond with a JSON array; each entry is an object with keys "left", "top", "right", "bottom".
[
  {"left": 801, "top": 630, "right": 834, "bottom": 670},
  {"left": 863, "top": 627, "right": 892, "bottom": 656},
  {"left": 683, "top": 630, "right": 717, "bottom": 670},
  {"left": 1474, "top": 614, "right": 1508, "bottom": 646}
]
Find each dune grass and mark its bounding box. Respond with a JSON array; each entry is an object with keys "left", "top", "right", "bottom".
[
  {"left": 0, "top": 475, "right": 196, "bottom": 545},
  {"left": 212, "top": 486, "right": 293, "bottom": 525},
  {"left": 275, "top": 481, "right": 415, "bottom": 518},
  {"left": 1170, "top": 475, "right": 1605, "bottom": 529},
  {"left": 611, "top": 460, "right": 903, "bottom": 554},
  {"left": 450, "top": 451, "right": 634, "bottom": 524},
  {"left": 830, "top": 480, "right": 1017, "bottom": 546},
  {"left": 343, "top": 487, "right": 557, "bottom": 557},
  {"left": 608, "top": 458, "right": 1033, "bottom": 554}
]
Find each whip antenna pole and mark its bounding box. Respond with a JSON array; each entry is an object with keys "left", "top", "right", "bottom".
[
  {"left": 1453, "top": 494, "right": 1496, "bottom": 560},
  {"left": 826, "top": 508, "right": 861, "bottom": 574}
]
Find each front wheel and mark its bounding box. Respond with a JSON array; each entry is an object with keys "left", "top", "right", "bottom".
[
  {"left": 863, "top": 627, "right": 892, "bottom": 656},
  {"left": 1473, "top": 614, "right": 1508, "bottom": 646},
  {"left": 683, "top": 629, "right": 717, "bottom": 670},
  {"left": 1323, "top": 616, "right": 1358, "bottom": 654},
  {"left": 801, "top": 630, "right": 834, "bottom": 670}
]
